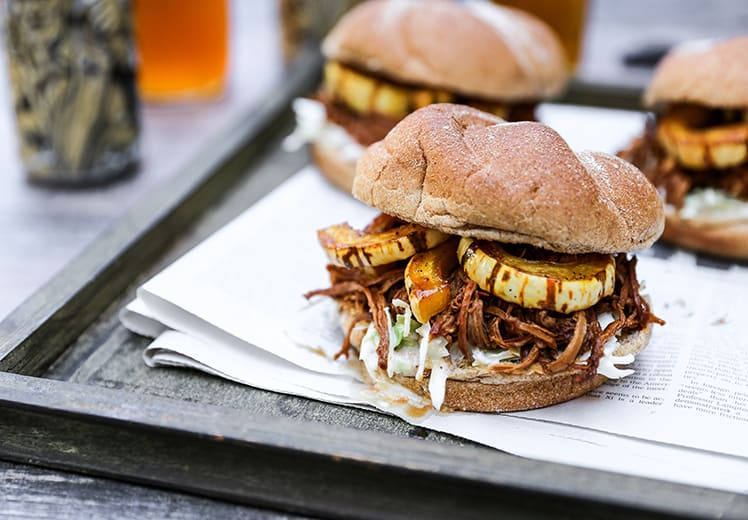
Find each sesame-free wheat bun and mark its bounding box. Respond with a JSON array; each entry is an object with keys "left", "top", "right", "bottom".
[
  {"left": 644, "top": 36, "right": 748, "bottom": 108},
  {"left": 354, "top": 104, "right": 665, "bottom": 254},
  {"left": 300, "top": 0, "right": 570, "bottom": 192},
  {"left": 323, "top": 0, "right": 568, "bottom": 102},
  {"left": 662, "top": 212, "right": 748, "bottom": 260},
  {"left": 311, "top": 141, "right": 358, "bottom": 193}
]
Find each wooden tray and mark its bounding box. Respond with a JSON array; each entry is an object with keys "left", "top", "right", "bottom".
[{"left": 0, "top": 50, "right": 745, "bottom": 519}]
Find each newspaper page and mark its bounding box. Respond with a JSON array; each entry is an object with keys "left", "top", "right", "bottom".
[{"left": 514, "top": 260, "right": 748, "bottom": 458}]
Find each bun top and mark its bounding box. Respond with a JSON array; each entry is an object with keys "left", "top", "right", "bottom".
[
  {"left": 322, "top": 0, "right": 568, "bottom": 102},
  {"left": 644, "top": 36, "right": 748, "bottom": 108},
  {"left": 353, "top": 104, "right": 665, "bottom": 254}
]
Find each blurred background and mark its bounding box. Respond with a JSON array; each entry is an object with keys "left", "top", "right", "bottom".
[{"left": 0, "top": 0, "right": 746, "bottom": 321}]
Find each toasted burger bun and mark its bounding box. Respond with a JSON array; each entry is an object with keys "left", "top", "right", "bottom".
[
  {"left": 662, "top": 212, "right": 748, "bottom": 260},
  {"left": 322, "top": 0, "right": 568, "bottom": 102},
  {"left": 644, "top": 36, "right": 748, "bottom": 108},
  {"left": 341, "top": 308, "right": 652, "bottom": 412},
  {"left": 311, "top": 141, "right": 357, "bottom": 193},
  {"left": 353, "top": 103, "right": 665, "bottom": 254}
]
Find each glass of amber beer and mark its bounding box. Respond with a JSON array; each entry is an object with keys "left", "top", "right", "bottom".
[
  {"left": 133, "top": 0, "right": 229, "bottom": 101},
  {"left": 495, "top": 0, "right": 587, "bottom": 69}
]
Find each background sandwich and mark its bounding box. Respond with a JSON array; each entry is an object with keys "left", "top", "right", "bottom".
[
  {"left": 620, "top": 36, "right": 748, "bottom": 259},
  {"left": 287, "top": 0, "right": 569, "bottom": 192},
  {"left": 307, "top": 104, "right": 665, "bottom": 412}
]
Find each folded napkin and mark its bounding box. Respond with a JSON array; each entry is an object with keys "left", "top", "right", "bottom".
[{"left": 122, "top": 105, "right": 748, "bottom": 493}]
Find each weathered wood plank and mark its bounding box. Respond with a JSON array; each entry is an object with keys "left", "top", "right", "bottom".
[{"left": 0, "top": 460, "right": 308, "bottom": 519}]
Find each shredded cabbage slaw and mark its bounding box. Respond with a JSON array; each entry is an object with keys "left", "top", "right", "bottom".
[
  {"left": 359, "top": 301, "right": 640, "bottom": 410},
  {"left": 283, "top": 98, "right": 364, "bottom": 162},
  {"left": 679, "top": 188, "right": 748, "bottom": 221}
]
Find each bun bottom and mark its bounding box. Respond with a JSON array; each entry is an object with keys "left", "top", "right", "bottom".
[
  {"left": 395, "top": 372, "right": 607, "bottom": 413},
  {"left": 395, "top": 326, "right": 650, "bottom": 412},
  {"left": 311, "top": 141, "right": 357, "bottom": 193},
  {"left": 340, "top": 307, "right": 652, "bottom": 413},
  {"left": 662, "top": 212, "right": 748, "bottom": 261}
]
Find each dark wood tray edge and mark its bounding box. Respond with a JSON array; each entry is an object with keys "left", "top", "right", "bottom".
[
  {"left": 563, "top": 78, "right": 643, "bottom": 111},
  {"left": 0, "top": 47, "right": 323, "bottom": 376},
  {"left": 2, "top": 371, "right": 744, "bottom": 519}
]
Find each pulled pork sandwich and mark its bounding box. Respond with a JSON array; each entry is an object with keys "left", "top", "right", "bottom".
[
  {"left": 287, "top": 0, "right": 568, "bottom": 192},
  {"left": 306, "top": 104, "right": 665, "bottom": 412},
  {"left": 619, "top": 36, "right": 748, "bottom": 259}
]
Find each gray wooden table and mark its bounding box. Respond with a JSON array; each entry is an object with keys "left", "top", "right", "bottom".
[
  {"left": 0, "top": 460, "right": 313, "bottom": 519},
  {"left": 2, "top": 1, "right": 747, "bottom": 517}
]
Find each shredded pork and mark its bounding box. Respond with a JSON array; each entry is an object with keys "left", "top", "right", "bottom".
[
  {"left": 306, "top": 247, "right": 662, "bottom": 381},
  {"left": 316, "top": 91, "right": 537, "bottom": 148},
  {"left": 619, "top": 117, "right": 748, "bottom": 208}
]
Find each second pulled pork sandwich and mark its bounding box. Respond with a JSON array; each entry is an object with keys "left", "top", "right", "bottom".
[
  {"left": 307, "top": 104, "right": 665, "bottom": 412},
  {"left": 620, "top": 36, "right": 748, "bottom": 259},
  {"left": 288, "top": 0, "right": 568, "bottom": 192}
]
